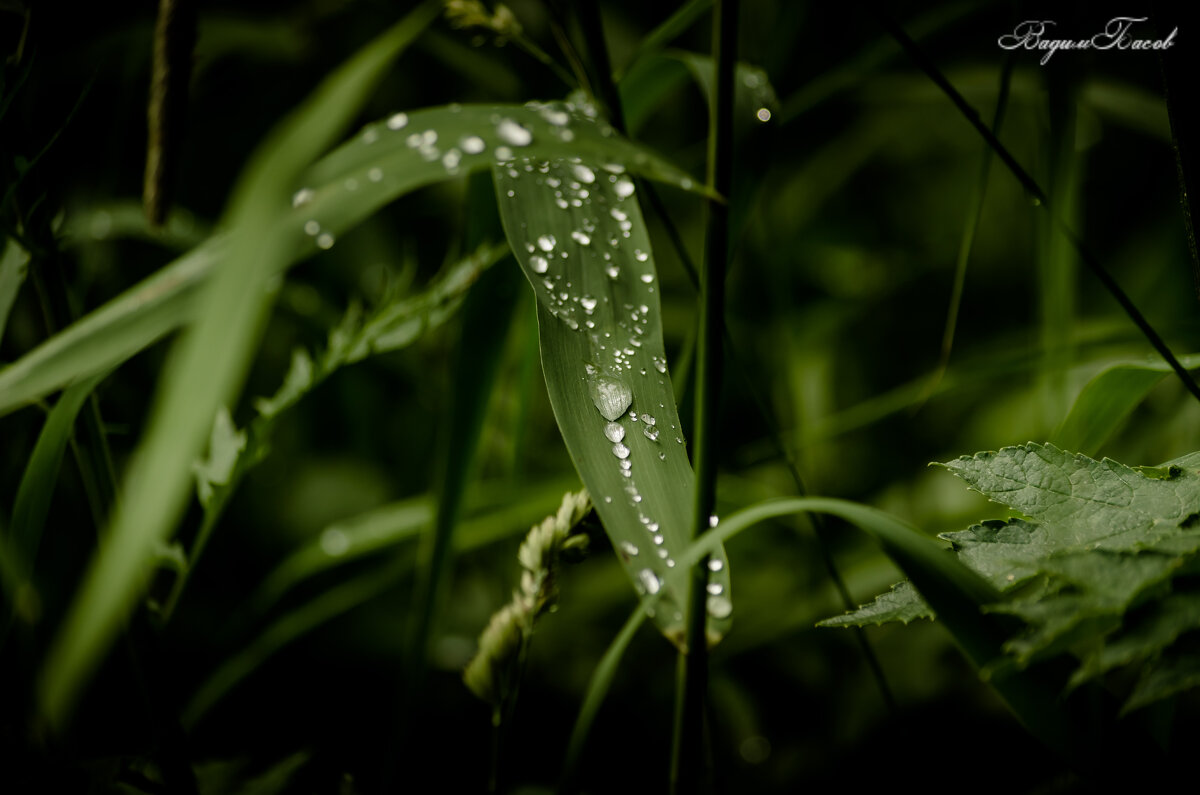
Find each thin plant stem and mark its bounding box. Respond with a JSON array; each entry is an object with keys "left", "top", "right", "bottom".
[
  {"left": 672, "top": 0, "right": 737, "bottom": 791},
  {"left": 920, "top": 55, "right": 1014, "bottom": 405},
  {"left": 870, "top": 4, "right": 1200, "bottom": 406}
]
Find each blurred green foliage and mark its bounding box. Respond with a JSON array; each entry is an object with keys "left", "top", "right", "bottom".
[{"left": 2, "top": 1, "right": 1199, "bottom": 792}]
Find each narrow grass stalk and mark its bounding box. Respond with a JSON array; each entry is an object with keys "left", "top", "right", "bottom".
[
  {"left": 921, "top": 55, "right": 1013, "bottom": 404},
  {"left": 870, "top": 4, "right": 1200, "bottom": 406},
  {"left": 671, "top": 1, "right": 737, "bottom": 791}
]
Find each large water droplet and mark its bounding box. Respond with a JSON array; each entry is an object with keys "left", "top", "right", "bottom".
[
  {"left": 643, "top": 425, "right": 660, "bottom": 442},
  {"left": 531, "top": 255, "right": 549, "bottom": 274},
  {"left": 537, "top": 234, "right": 556, "bottom": 252},
  {"left": 637, "top": 569, "right": 662, "bottom": 595},
  {"left": 320, "top": 528, "right": 349, "bottom": 556},
  {"left": 619, "top": 540, "right": 639, "bottom": 558},
  {"left": 708, "top": 559, "right": 724, "bottom": 572},
  {"left": 612, "top": 442, "right": 631, "bottom": 459},
  {"left": 580, "top": 295, "right": 598, "bottom": 313},
  {"left": 572, "top": 163, "right": 596, "bottom": 184},
  {"left": 614, "top": 178, "right": 635, "bottom": 199},
  {"left": 461, "top": 135, "right": 485, "bottom": 154},
  {"left": 386, "top": 112, "right": 409, "bottom": 130},
  {"left": 604, "top": 422, "right": 625, "bottom": 443},
  {"left": 571, "top": 230, "right": 591, "bottom": 245},
  {"left": 496, "top": 119, "right": 533, "bottom": 146},
  {"left": 588, "top": 374, "right": 633, "bottom": 421},
  {"left": 707, "top": 595, "right": 732, "bottom": 619}
]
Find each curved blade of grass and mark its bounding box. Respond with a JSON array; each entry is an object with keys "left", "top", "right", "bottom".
[
  {"left": 36, "top": 2, "right": 441, "bottom": 730},
  {"left": 181, "top": 560, "right": 405, "bottom": 730},
  {"left": 0, "top": 237, "right": 29, "bottom": 348},
  {"left": 1052, "top": 355, "right": 1200, "bottom": 456},
  {"left": 1, "top": 371, "right": 107, "bottom": 622},
  {"left": 185, "top": 480, "right": 575, "bottom": 727},
  {"left": 250, "top": 477, "right": 578, "bottom": 616},
  {"left": 493, "top": 157, "right": 732, "bottom": 647},
  {"left": 561, "top": 601, "right": 651, "bottom": 787},
  {"left": 667, "top": 496, "right": 1123, "bottom": 768},
  {"left": 0, "top": 102, "right": 708, "bottom": 419}
]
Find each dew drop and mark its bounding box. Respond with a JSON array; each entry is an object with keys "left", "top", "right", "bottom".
[
  {"left": 572, "top": 163, "right": 596, "bottom": 184},
  {"left": 588, "top": 374, "right": 633, "bottom": 421},
  {"left": 571, "top": 230, "right": 591, "bottom": 245},
  {"left": 634, "top": 250, "right": 649, "bottom": 262},
  {"left": 637, "top": 569, "right": 662, "bottom": 595},
  {"left": 495, "top": 146, "right": 514, "bottom": 161},
  {"left": 614, "top": 178, "right": 635, "bottom": 198},
  {"left": 619, "top": 540, "right": 639, "bottom": 558},
  {"left": 612, "top": 443, "right": 631, "bottom": 459},
  {"left": 756, "top": 107, "right": 772, "bottom": 122},
  {"left": 386, "top": 112, "right": 409, "bottom": 130},
  {"left": 320, "top": 528, "right": 350, "bottom": 556},
  {"left": 303, "top": 220, "right": 320, "bottom": 236},
  {"left": 658, "top": 451, "right": 666, "bottom": 460},
  {"left": 537, "top": 234, "right": 557, "bottom": 252},
  {"left": 361, "top": 128, "right": 379, "bottom": 144},
  {"left": 496, "top": 119, "right": 533, "bottom": 146},
  {"left": 605, "top": 265, "right": 620, "bottom": 279},
  {"left": 581, "top": 295, "right": 598, "bottom": 312},
  {"left": 707, "top": 595, "right": 733, "bottom": 619},
  {"left": 368, "top": 167, "right": 383, "bottom": 182},
  {"left": 442, "top": 149, "right": 462, "bottom": 170},
  {"left": 708, "top": 559, "right": 724, "bottom": 572},
  {"left": 709, "top": 514, "right": 719, "bottom": 528},
  {"left": 643, "top": 425, "right": 659, "bottom": 441},
  {"left": 640, "top": 414, "right": 656, "bottom": 426},
  {"left": 316, "top": 232, "right": 335, "bottom": 250},
  {"left": 604, "top": 422, "right": 625, "bottom": 443},
  {"left": 531, "top": 255, "right": 549, "bottom": 274},
  {"left": 461, "top": 135, "right": 485, "bottom": 154},
  {"left": 706, "top": 583, "right": 724, "bottom": 595},
  {"left": 292, "top": 188, "right": 314, "bottom": 207}
]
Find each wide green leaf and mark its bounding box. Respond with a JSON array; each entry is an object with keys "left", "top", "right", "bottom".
[
  {"left": 493, "top": 154, "right": 732, "bottom": 646},
  {"left": 1051, "top": 355, "right": 1200, "bottom": 456},
  {"left": 832, "top": 443, "right": 1200, "bottom": 713},
  {"left": 0, "top": 102, "right": 708, "bottom": 420}
]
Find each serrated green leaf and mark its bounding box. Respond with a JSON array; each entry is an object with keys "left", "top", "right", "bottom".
[
  {"left": 493, "top": 156, "right": 731, "bottom": 647},
  {"left": 817, "top": 581, "right": 933, "bottom": 627},
  {"left": 939, "top": 443, "right": 1200, "bottom": 551},
  {"left": 940, "top": 518, "right": 1057, "bottom": 590},
  {"left": 1071, "top": 593, "right": 1200, "bottom": 687},
  {"left": 1124, "top": 642, "right": 1200, "bottom": 713}
]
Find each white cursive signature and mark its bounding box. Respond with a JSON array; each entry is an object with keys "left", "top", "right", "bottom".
[{"left": 998, "top": 17, "right": 1178, "bottom": 64}]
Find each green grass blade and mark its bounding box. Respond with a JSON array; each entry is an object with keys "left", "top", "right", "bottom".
[
  {"left": 668, "top": 496, "right": 1106, "bottom": 767},
  {"left": 2, "top": 371, "right": 107, "bottom": 618},
  {"left": 408, "top": 255, "right": 523, "bottom": 682},
  {"left": 561, "top": 602, "right": 651, "bottom": 787},
  {"left": 186, "top": 481, "right": 575, "bottom": 728},
  {"left": 181, "top": 561, "right": 404, "bottom": 730},
  {"left": 1052, "top": 355, "right": 1200, "bottom": 456},
  {"left": 493, "top": 157, "right": 733, "bottom": 648},
  {"left": 36, "top": 2, "right": 440, "bottom": 730},
  {"left": 0, "top": 100, "right": 707, "bottom": 420},
  {"left": 0, "top": 237, "right": 29, "bottom": 348}
]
